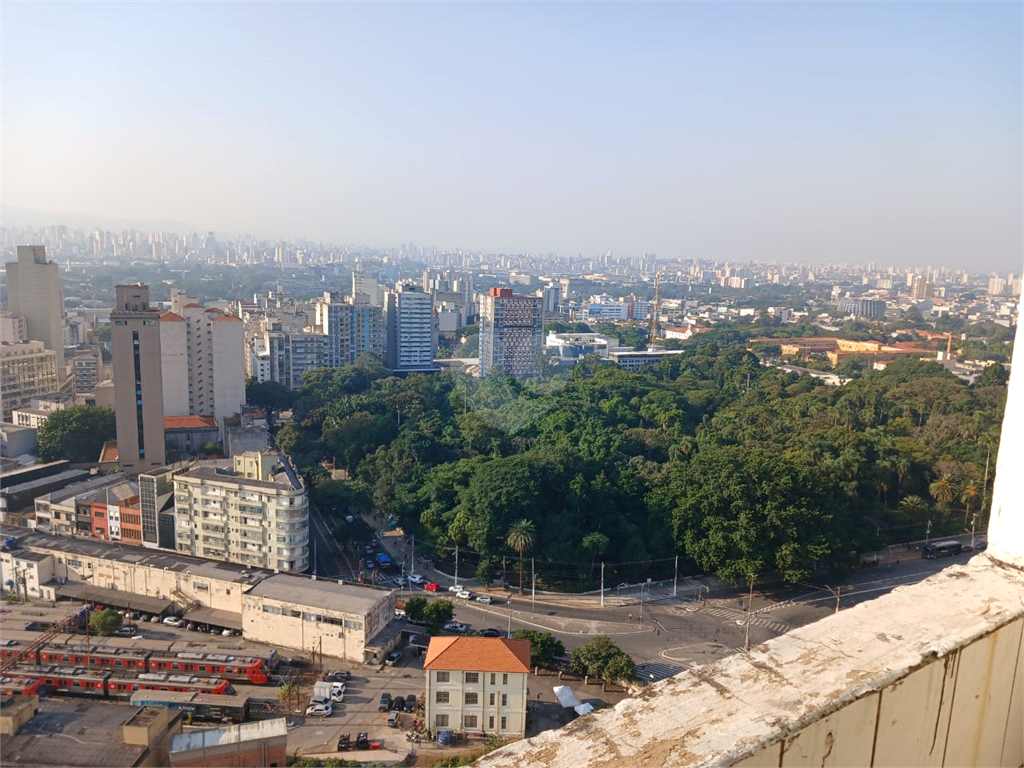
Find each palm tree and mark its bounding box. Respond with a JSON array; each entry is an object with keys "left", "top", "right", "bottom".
[
  {"left": 506, "top": 519, "right": 536, "bottom": 595},
  {"left": 959, "top": 481, "right": 980, "bottom": 526},
  {"left": 928, "top": 473, "right": 958, "bottom": 506}
]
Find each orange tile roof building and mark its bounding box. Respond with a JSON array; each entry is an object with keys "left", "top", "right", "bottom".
[{"left": 424, "top": 637, "right": 530, "bottom": 739}]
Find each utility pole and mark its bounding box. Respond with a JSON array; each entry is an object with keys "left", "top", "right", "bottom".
[
  {"left": 600, "top": 562, "right": 605, "bottom": 608},
  {"left": 744, "top": 573, "right": 755, "bottom": 652},
  {"left": 454, "top": 545, "right": 459, "bottom": 587},
  {"left": 531, "top": 558, "right": 536, "bottom": 615},
  {"left": 673, "top": 556, "right": 678, "bottom": 598},
  {"left": 411, "top": 535, "right": 416, "bottom": 576},
  {"left": 507, "top": 597, "right": 512, "bottom": 638},
  {"left": 970, "top": 513, "right": 978, "bottom": 549},
  {"left": 835, "top": 586, "right": 841, "bottom": 615}
]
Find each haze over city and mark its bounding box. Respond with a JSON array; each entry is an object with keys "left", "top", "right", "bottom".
[{"left": 2, "top": 1, "right": 1021, "bottom": 270}]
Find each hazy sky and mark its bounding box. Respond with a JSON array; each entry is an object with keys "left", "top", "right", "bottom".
[{"left": 2, "top": 1, "right": 1021, "bottom": 268}]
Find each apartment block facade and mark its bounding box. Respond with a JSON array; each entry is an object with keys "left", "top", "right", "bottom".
[
  {"left": 424, "top": 637, "right": 530, "bottom": 738},
  {"left": 0, "top": 341, "right": 60, "bottom": 421},
  {"left": 173, "top": 451, "right": 309, "bottom": 571},
  {"left": 385, "top": 282, "right": 436, "bottom": 372},
  {"left": 314, "top": 292, "right": 386, "bottom": 368},
  {"left": 479, "top": 288, "right": 544, "bottom": 378}
]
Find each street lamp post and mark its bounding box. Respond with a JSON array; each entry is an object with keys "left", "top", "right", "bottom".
[
  {"left": 925, "top": 519, "right": 932, "bottom": 545},
  {"left": 970, "top": 514, "right": 978, "bottom": 549}
]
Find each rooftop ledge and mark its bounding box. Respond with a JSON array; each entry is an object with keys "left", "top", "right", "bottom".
[{"left": 476, "top": 554, "right": 1024, "bottom": 768}]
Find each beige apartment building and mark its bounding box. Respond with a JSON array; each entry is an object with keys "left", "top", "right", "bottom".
[
  {"left": 424, "top": 637, "right": 531, "bottom": 738},
  {"left": 173, "top": 451, "right": 309, "bottom": 572},
  {"left": 0, "top": 340, "right": 60, "bottom": 421},
  {"left": 4, "top": 245, "right": 65, "bottom": 373},
  {"left": 111, "top": 284, "right": 167, "bottom": 474}
]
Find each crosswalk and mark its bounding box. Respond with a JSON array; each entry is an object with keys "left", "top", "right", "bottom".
[
  {"left": 635, "top": 660, "right": 686, "bottom": 682},
  {"left": 680, "top": 605, "right": 794, "bottom": 635}
]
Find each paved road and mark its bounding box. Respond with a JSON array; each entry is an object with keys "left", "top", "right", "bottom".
[{"left": 307, "top": 502, "right": 355, "bottom": 580}]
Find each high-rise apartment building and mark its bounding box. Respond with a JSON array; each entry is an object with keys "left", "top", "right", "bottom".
[
  {"left": 173, "top": 451, "right": 309, "bottom": 571},
  {"left": 352, "top": 271, "right": 385, "bottom": 306},
  {"left": 314, "top": 292, "right": 386, "bottom": 367},
  {"left": 4, "top": 246, "right": 65, "bottom": 373},
  {"left": 0, "top": 341, "right": 60, "bottom": 420},
  {"left": 385, "top": 283, "right": 436, "bottom": 372},
  {"left": 479, "top": 288, "right": 544, "bottom": 378},
  {"left": 0, "top": 311, "right": 28, "bottom": 343},
  {"left": 111, "top": 284, "right": 166, "bottom": 475}
]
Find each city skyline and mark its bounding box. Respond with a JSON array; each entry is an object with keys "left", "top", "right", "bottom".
[{"left": 2, "top": 2, "right": 1021, "bottom": 270}]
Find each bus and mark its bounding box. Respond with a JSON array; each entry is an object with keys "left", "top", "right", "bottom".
[{"left": 922, "top": 540, "right": 962, "bottom": 559}]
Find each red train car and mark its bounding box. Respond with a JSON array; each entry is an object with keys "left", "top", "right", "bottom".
[{"left": 3, "top": 666, "right": 234, "bottom": 699}]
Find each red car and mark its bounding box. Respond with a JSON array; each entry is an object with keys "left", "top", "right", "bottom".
[{"left": 423, "top": 582, "right": 440, "bottom": 592}]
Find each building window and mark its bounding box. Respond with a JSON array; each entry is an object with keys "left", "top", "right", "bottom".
[
  {"left": 464, "top": 715, "right": 478, "bottom": 729},
  {"left": 465, "top": 672, "right": 479, "bottom": 684},
  {"left": 489, "top": 693, "right": 495, "bottom": 706},
  {"left": 490, "top": 673, "right": 496, "bottom": 685},
  {"left": 435, "top": 692, "right": 449, "bottom": 704},
  {"left": 502, "top": 673, "right": 508, "bottom": 685},
  {"left": 435, "top": 714, "right": 448, "bottom": 728},
  {"left": 501, "top": 693, "right": 508, "bottom": 706},
  {"left": 489, "top": 716, "right": 495, "bottom": 730},
  {"left": 465, "top": 692, "right": 478, "bottom": 705},
  {"left": 501, "top": 716, "right": 507, "bottom": 730},
  {"left": 435, "top": 671, "right": 450, "bottom": 683}
]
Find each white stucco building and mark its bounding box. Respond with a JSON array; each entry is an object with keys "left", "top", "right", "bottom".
[{"left": 424, "top": 637, "right": 531, "bottom": 738}]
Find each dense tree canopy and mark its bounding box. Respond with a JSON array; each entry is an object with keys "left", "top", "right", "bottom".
[
  {"left": 37, "top": 405, "right": 116, "bottom": 463},
  {"left": 278, "top": 343, "right": 1007, "bottom": 587}
]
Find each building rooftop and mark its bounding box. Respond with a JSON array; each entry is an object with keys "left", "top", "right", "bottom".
[
  {"left": 158, "top": 311, "right": 184, "bottom": 322},
  {"left": 38, "top": 473, "right": 126, "bottom": 505},
  {"left": 1, "top": 699, "right": 169, "bottom": 767},
  {"left": 170, "top": 717, "right": 286, "bottom": 754},
  {"left": 177, "top": 464, "right": 297, "bottom": 491},
  {"left": 424, "top": 637, "right": 531, "bottom": 673},
  {"left": 163, "top": 415, "right": 217, "bottom": 431},
  {"left": 245, "top": 573, "right": 388, "bottom": 616},
  {"left": 0, "top": 525, "right": 271, "bottom": 586}
]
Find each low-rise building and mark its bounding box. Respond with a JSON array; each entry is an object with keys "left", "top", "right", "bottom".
[
  {"left": 169, "top": 717, "right": 287, "bottom": 768},
  {"left": 424, "top": 637, "right": 531, "bottom": 739}
]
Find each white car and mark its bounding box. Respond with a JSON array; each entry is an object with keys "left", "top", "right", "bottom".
[
  {"left": 408, "top": 574, "right": 424, "bottom": 585},
  {"left": 444, "top": 621, "right": 469, "bottom": 634},
  {"left": 306, "top": 701, "right": 333, "bottom": 717},
  {"left": 455, "top": 590, "right": 472, "bottom": 600},
  {"left": 448, "top": 585, "right": 462, "bottom": 593},
  {"left": 475, "top": 595, "right": 493, "bottom": 604},
  {"left": 162, "top": 616, "right": 184, "bottom": 627}
]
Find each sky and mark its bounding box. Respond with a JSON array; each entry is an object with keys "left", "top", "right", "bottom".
[{"left": 2, "top": 1, "right": 1021, "bottom": 269}]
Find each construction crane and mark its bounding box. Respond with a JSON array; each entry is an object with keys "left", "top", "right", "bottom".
[{"left": 648, "top": 272, "right": 662, "bottom": 345}]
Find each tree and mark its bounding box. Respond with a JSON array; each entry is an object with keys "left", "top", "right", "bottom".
[
  {"left": 278, "top": 682, "right": 300, "bottom": 711},
  {"left": 423, "top": 599, "right": 454, "bottom": 629},
  {"left": 506, "top": 519, "right": 536, "bottom": 595},
  {"left": 602, "top": 653, "right": 636, "bottom": 687},
  {"left": 245, "top": 379, "right": 296, "bottom": 426},
  {"left": 974, "top": 362, "right": 1009, "bottom": 388},
  {"left": 37, "top": 405, "right": 116, "bottom": 463},
  {"left": 569, "top": 635, "right": 628, "bottom": 680},
  {"left": 928, "top": 474, "right": 957, "bottom": 506},
  {"left": 959, "top": 481, "right": 980, "bottom": 526},
  {"left": 511, "top": 630, "right": 565, "bottom": 669},
  {"left": 88, "top": 608, "right": 123, "bottom": 636},
  {"left": 404, "top": 596, "right": 429, "bottom": 624},
  {"left": 581, "top": 532, "right": 610, "bottom": 580},
  {"left": 476, "top": 557, "right": 495, "bottom": 589}
]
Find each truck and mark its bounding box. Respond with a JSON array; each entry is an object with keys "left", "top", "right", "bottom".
[
  {"left": 313, "top": 681, "right": 345, "bottom": 703},
  {"left": 376, "top": 552, "right": 392, "bottom": 569}
]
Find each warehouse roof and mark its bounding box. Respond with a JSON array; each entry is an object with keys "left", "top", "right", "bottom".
[{"left": 245, "top": 574, "right": 389, "bottom": 616}]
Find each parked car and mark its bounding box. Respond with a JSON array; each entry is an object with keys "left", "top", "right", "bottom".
[
  {"left": 455, "top": 590, "right": 472, "bottom": 600},
  {"left": 385, "top": 650, "right": 402, "bottom": 666},
  {"left": 403, "top": 694, "right": 417, "bottom": 712},
  {"left": 408, "top": 573, "right": 424, "bottom": 584},
  {"left": 162, "top": 616, "right": 184, "bottom": 627},
  {"left": 423, "top": 581, "right": 440, "bottom": 592},
  {"left": 306, "top": 701, "right": 332, "bottom": 717},
  {"left": 387, "top": 710, "right": 402, "bottom": 728},
  {"left": 443, "top": 621, "right": 469, "bottom": 634},
  {"left": 448, "top": 584, "right": 462, "bottom": 593},
  {"left": 378, "top": 693, "right": 392, "bottom": 712},
  {"left": 364, "top": 544, "right": 375, "bottom": 555},
  {"left": 364, "top": 559, "right": 377, "bottom": 571},
  {"left": 149, "top": 615, "right": 161, "bottom": 623},
  {"left": 337, "top": 734, "right": 351, "bottom": 751},
  {"left": 345, "top": 515, "right": 355, "bottom": 524},
  {"left": 324, "top": 670, "right": 351, "bottom": 683},
  {"left": 475, "top": 595, "right": 493, "bottom": 604},
  {"left": 479, "top": 628, "right": 502, "bottom": 638},
  {"left": 115, "top": 625, "right": 139, "bottom": 637},
  {"left": 390, "top": 694, "right": 405, "bottom": 711}
]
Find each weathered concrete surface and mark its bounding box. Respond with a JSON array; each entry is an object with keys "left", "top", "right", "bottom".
[{"left": 473, "top": 557, "right": 1024, "bottom": 768}]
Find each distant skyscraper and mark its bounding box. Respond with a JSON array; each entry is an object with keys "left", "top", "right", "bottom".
[
  {"left": 385, "top": 283, "right": 436, "bottom": 372},
  {"left": 479, "top": 288, "right": 544, "bottom": 379},
  {"left": 111, "top": 284, "right": 166, "bottom": 474},
  {"left": 4, "top": 245, "right": 65, "bottom": 374}
]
